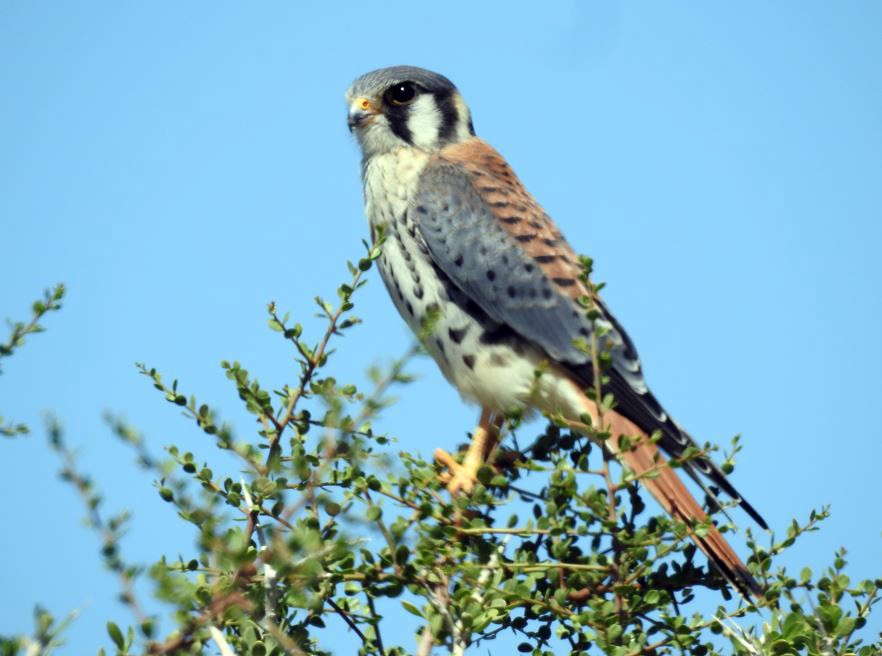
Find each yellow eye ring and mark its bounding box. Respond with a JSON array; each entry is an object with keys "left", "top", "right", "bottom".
[{"left": 359, "top": 98, "right": 371, "bottom": 111}]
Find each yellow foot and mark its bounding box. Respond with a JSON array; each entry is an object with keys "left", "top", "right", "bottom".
[{"left": 434, "top": 448, "right": 480, "bottom": 494}]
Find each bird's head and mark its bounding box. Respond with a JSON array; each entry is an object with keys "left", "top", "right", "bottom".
[{"left": 346, "top": 66, "right": 475, "bottom": 158}]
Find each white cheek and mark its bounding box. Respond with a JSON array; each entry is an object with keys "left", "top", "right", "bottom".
[{"left": 407, "top": 95, "right": 441, "bottom": 150}]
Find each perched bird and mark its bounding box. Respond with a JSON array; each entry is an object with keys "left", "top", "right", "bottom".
[{"left": 346, "top": 65, "right": 766, "bottom": 597}]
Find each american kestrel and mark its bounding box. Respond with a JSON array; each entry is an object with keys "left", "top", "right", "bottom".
[{"left": 346, "top": 66, "right": 766, "bottom": 597}]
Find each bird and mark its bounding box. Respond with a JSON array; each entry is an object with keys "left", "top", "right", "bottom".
[{"left": 345, "top": 65, "right": 766, "bottom": 598}]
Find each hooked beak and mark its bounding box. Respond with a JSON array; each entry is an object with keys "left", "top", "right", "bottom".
[{"left": 348, "top": 97, "right": 379, "bottom": 132}]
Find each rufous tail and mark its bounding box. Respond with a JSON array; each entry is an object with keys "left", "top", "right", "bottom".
[{"left": 574, "top": 391, "right": 762, "bottom": 599}]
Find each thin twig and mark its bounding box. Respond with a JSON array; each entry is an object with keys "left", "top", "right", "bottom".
[
  {"left": 49, "top": 421, "right": 150, "bottom": 630},
  {"left": 416, "top": 624, "right": 434, "bottom": 656},
  {"left": 451, "top": 535, "right": 511, "bottom": 655},
  {"left": 326, "top": 598, "right": 369, "bottom": 644},
  {"left": 274, "top": 267, "right": 366, "bottom": 445},
  {"left": 366, "top": 594, "right": 386, "bottom": 655},
  {"left": 208, "top": 626, "right": 236, "bottom": 656},
  {"left": 241, "top": 481, "right": 279, "bottom": 628}
]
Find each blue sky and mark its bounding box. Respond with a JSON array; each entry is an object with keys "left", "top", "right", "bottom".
[{"left": 2, "top": 1, "right": 881, "bottom": 653}]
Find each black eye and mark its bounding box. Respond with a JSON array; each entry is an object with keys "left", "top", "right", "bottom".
[{"left": 386, "top": 82, "right": 417, "bottom": 106}]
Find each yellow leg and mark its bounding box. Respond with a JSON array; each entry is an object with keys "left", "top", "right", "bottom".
[{"left": 434, "top": 408, "right": 500, "bottom": 494}]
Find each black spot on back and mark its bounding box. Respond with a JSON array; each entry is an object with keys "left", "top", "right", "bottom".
[{"left": 448, "top": 325, "right": 469, "bottom": 344}]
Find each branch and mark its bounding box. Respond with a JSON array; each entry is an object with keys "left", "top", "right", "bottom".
[{"left": 46, "top": 416, "right": 151, "bottom": 634}]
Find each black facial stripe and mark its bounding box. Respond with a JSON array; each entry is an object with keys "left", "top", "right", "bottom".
[
  {"left": 386, "top": 103, "right": 413, "bottom": 144},
  {"left": 435, "top": 89, "right": 459, "bottom": 143}
]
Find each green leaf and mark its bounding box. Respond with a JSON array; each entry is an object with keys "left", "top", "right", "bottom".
[
  {"left": 818, "top": 604, "right": 843, "bottom": 632},
  {"left": 644, "top": 589, "right": 660, "bottom": 605},
  {"left": 107, "top": 622, "right": 125, "bottom": 650},
  {"left": 835, "top": 616, "right": 857, "bottom": 638}
]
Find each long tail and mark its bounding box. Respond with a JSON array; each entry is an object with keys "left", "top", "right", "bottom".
[{"left": 572, "top": 389, "right": 762, "bottom": 599}]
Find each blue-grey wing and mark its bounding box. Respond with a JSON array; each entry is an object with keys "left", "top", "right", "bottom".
[
  {"left": 410, "top": 152, "right": 767, "bottom": 527},
  {"left": 411, "top": 158, "right": 591, "bottom": 365}
]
